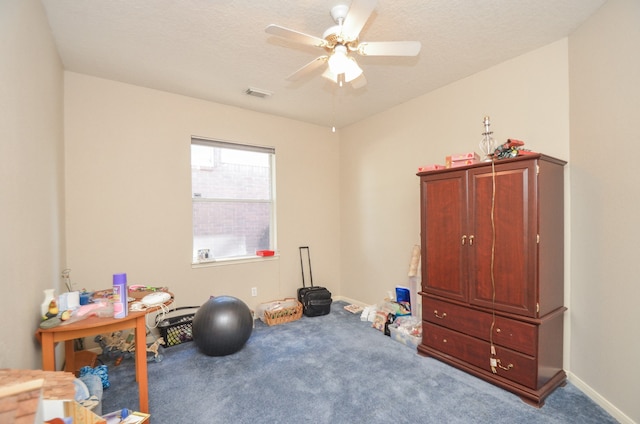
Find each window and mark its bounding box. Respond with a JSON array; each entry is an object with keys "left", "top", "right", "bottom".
[{"left": 191, "top": 138, "right": 276, "bottom": 263}]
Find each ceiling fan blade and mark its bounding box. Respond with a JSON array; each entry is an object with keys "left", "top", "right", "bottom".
[
  {"left": 265, "top": 24, "right": 328, "bottom": 48},
  {"left": 341, "top": 0, "right": 377, "bottom": 40},
  {"left": 286, "top": 56, "right": 329, "bottom": 81},
  {"left": 357, "top": 41, "right": 422, "bottom": 56}
]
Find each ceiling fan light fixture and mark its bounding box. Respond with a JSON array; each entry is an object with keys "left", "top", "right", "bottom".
[
  {"left": 343, "top": 57, "right": 363, "bottom": 82},
  {"left": 321, "top": 69, "right": 346, "bottom": 87},
  {"left": 328, "top": 45, "right": 349, "bottom": 75},
  {"left": 322, "top": 68, "right": 338, "bottom": 83},
  {"left": 326, "top": 45, "right": 362, "bottom": 83}
]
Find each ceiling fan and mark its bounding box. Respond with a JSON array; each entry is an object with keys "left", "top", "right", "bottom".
[{"left": 265, "top": 0, "right": 421, "bottom": 88}]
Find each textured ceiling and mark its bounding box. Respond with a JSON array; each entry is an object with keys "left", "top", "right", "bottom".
[{"left": 40, "top": 0, "right": 606, "bottom": 129}]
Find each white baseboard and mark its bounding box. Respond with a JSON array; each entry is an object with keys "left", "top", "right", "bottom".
[
  {"left": 333, "top": 295, "right": 369, "bottom": 308},
  {"left": 567, "top": 372, "right": 635, "bottom": 424}
]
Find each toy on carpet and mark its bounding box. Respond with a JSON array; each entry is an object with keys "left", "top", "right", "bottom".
[
  {"left": 95, "top": 331, "right": 135, "bottom": 362},
  {"left": 95, "top": 331, "right": 166, "bottom": 363},
  {"left": 146, "top": 337, "right": 165, "bottom": 362},
  {"left": 192, "top": 296, "right": 253, "bottom": 357}
]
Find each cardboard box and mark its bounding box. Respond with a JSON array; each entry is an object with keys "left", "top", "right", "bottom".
[
  {"left": 449, "top": 159, "right": 478, "bottom": 167},
  {"left": 449, "top": 152, "right": 480, "bottom": 162},
  {"left": 446, "top": 152, "right": 480, "bottom": 168},
  {"left": 417, "top": 164, "right": 445, "bottom": 172},
  {"left": 65, "top": 401, "right": 107, "bottom": 424},
  {"left": 102, "top": 409, "right": 150, "bottom": 423}
]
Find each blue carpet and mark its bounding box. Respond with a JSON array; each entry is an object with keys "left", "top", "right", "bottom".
[{"left": 101, "top": 301, "right": 617, "bottom": 423}]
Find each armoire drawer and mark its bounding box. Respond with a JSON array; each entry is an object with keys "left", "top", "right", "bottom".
[
  {"left": 423, "top": 297, "right": 537, "bottom": 356},
  {"left": 422, "top": 322, "right": 538, "bottom": 389}
]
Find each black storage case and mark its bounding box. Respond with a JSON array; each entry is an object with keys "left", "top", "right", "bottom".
[{"left": 297, "top": 246, "right": 332, "bottom": 317}]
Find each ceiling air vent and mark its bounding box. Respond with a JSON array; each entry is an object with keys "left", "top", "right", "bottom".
[{"left": 245, "top": 87, "right": 273, "bottom": 98}]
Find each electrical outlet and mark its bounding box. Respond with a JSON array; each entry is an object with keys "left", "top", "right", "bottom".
[{"left": 251, "top": 287, "right": 257, "bottom": 297}]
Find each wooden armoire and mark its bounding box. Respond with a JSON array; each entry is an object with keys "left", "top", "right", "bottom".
[{"left": 417, "top": 153, "right": 566, "bottom": 407}]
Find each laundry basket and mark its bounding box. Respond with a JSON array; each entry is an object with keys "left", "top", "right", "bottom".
[{"left": 155, "top": 306, "right": 199, "bottom": 347}]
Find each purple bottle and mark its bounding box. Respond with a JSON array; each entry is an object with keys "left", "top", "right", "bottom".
[{"left": 113, "top": 273, "right": 128, "bottom": 318}]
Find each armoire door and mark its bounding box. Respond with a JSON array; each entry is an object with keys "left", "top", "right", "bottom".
[
  {"left": 421, "top": 170, "right": 468, "bottom": 302},
  {"left": 467, "top": 160, "right": 538, "bottom": 317}
]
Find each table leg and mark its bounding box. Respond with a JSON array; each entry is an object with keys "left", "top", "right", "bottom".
[
  {"left": 135, "top": 314, "right": 149, "bottom": 413},
  {"left": 65, "top": 340, "right": 75, "bottom": 374},
  {"left": 41, "top": 333, "right": 55, "bottom": 371}
]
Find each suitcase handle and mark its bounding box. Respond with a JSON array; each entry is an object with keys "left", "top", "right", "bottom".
[{"left": 299, "top": 246, "right": 314, "bottom": 288}]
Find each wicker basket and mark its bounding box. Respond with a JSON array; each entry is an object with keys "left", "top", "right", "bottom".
[{"left": 262, "top": 298, "right": 303, "bottom": 326}]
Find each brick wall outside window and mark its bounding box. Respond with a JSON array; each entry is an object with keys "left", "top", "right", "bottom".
[{"left": 191, "top": 143, "right": 273, "bottom": 260}]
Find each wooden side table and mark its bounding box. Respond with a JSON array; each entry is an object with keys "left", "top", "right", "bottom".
[{"left": 36, "top": 310, "right": 151, "bottom": 413}]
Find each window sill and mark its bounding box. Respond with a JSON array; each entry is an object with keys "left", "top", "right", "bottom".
[{"left": 191, "top": 254, "right": 279, "bottom": 268}]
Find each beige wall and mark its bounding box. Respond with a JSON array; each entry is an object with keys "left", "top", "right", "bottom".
[
  {"left": 0, "top": 0, "right": 65, "bottom": 369},
  {"left": 568, "top": 0, "right": 640, "bottom": 422},
  {"left": 340, "top": 39, "right": 570, "bottom": 307},
  {"left": 63, "top": 73, "right": 341, "bottom": 311}
]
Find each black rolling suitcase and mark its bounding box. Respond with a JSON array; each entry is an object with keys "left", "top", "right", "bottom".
[{"left": 297, "top": 246, "right": 332, "bottom": 317}]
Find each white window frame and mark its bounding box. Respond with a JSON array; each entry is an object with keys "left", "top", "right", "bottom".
[{"left": 191, "top": 137, "right": 276, "bottom": 264}]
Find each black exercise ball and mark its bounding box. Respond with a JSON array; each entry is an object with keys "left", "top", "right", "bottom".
[{"left": 192, "top": 296, "right": 253, "bottom": 356}]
